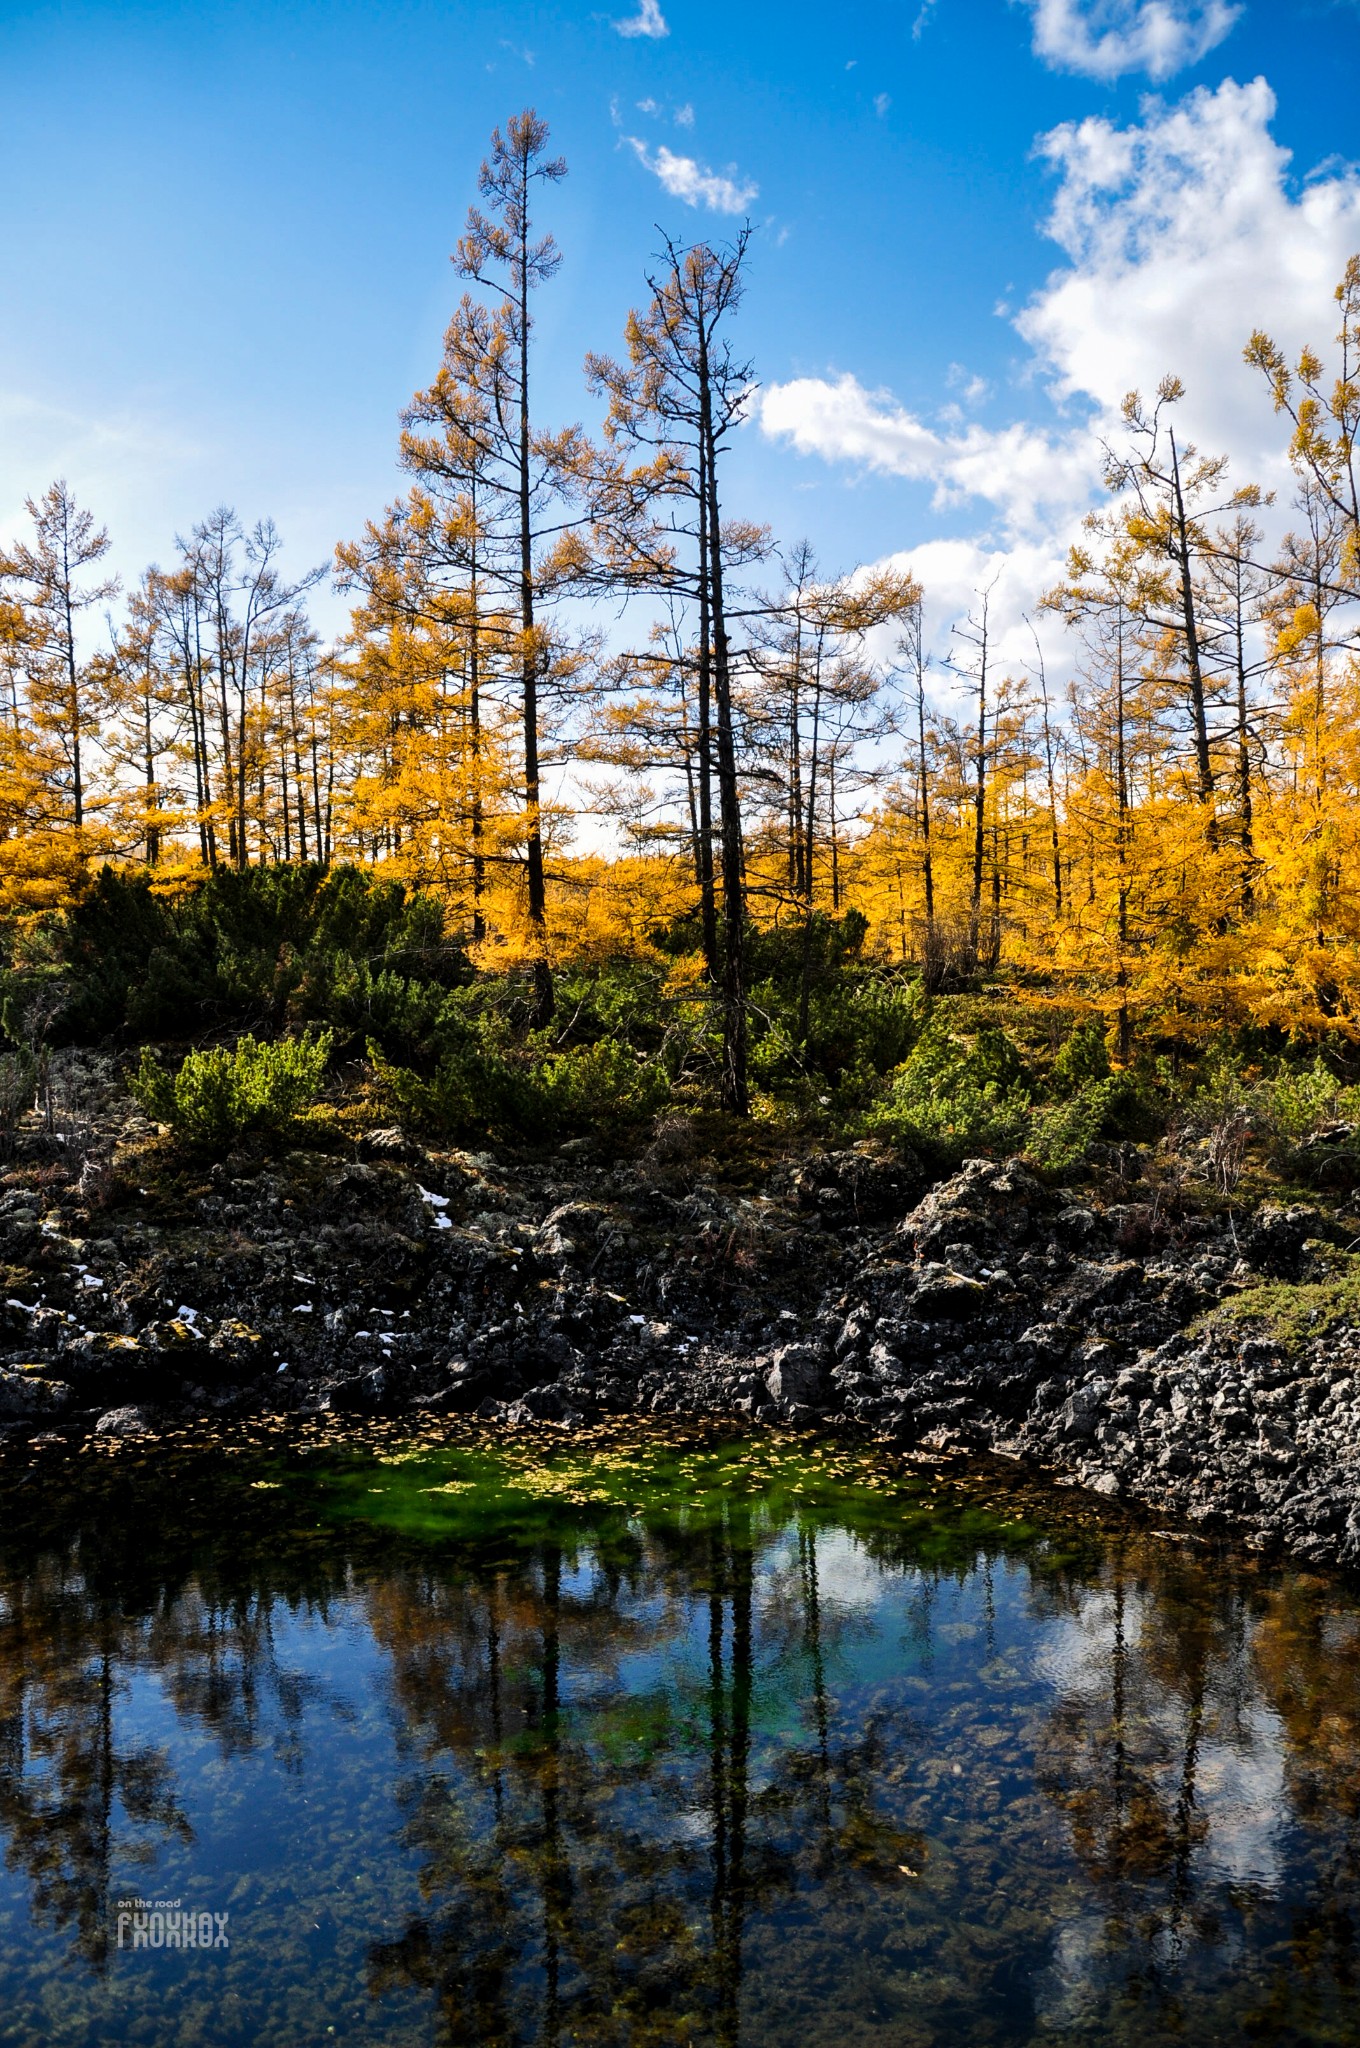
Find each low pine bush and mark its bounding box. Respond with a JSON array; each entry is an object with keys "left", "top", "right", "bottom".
[
  {"left": 131, "top": 1031, "right": 332, "bottom": 1153},
  {"left": 866, "top": 1017, "right": 1031, "bottom": 1161},
  {"left": 536, "top": 1037, "right": 670, "bottom": 1134}
]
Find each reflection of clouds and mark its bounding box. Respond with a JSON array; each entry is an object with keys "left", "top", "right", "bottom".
[
  {"left": 799, "top": 1528, "right": 887, "bottom": 1615},
  {"left": 751, "top": 1524, "right": 888, "bottom": 1618},
  {"left": 1031, "top": 1911, "right": 1107, "bottom": 2030},
  {"left": 1194, "top": 1711, "right": 1286, "bottom": 1887},
  {"left": 1034, "top": 1583, "right": 1288, "bottom": 1894},
  {"left": 1032, "top": 1590, "right": 1125, "bottom": 1698}
]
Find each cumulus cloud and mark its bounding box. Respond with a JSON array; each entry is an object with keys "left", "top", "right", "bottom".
[
  {"left": 614, "top": 0, "right": 668, "bottom": 38},
  {"left": 1025, "top": 0, "right": 1240, "bottom": 81},
  {"left": 759, "top": 374, "right": 1093, "bottom": 532},
  {"left": 624, "top": 137, "right": 758, "bottom": 213},
  {"left": 1022, "top": 77, "right": 1360, "bottom": 482},
  {"left": 759, "top": 75, "right": 1360, "bottom": 666},
  {"left": 763, "top": 78, "right": 1360, "bottom": 518}
]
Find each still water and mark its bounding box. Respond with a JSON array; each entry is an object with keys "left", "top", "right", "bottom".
[{"left": 0, "top": 1422, "right": 1358, "bottom": 2047}]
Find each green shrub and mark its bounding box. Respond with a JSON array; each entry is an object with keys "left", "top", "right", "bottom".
[
  {"left": 1255, "top": 1057, "right": 1360, "bottom": 1142},
  {"left": 866, "top": 1018, "right": 1031, "bottom": 1161},
  {"left": 54, "top": 865, "right": 469, "bottom": 1042},
  {"left": 797, "top": 977, "right": 925, "bottom": 1085},
  {"left": 367, "top": 1037, "right": 533, "bottom": 1140},
  {"left": 1243, "top": 1055, "right": 1360, "bottom": 1189},
  {"left": 749, "top": 1017, "right": 802, "bottom": 1089},
  {"left": 550, "top": 959, "right": 672, "bottom": 1045},
  {"left": 1028, "top": 1079, "right": 1123, "bottom": 1171},
  {"left": 371, "top": 1030, "right": 668, "bottom": 1145},
  {"left": 131, "top": 1031, "right": 332, "bottom": 1153},
  {"left": 302, "top": 960, "right": 454, "bottom": 1065},
  {"left": 1052, "top": 1018, "right": 1110, "bottom": 1095},
  {"left": 537, "top": 1038, "right": 670, "bottom": 1135},
  {"left": 0, "top": 1045, "right": 36, "bottom": 1157}
]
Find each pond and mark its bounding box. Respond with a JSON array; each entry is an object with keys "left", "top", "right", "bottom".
[{"left": 0, "top": 1420, "right": 1357, "bottom": 2047}]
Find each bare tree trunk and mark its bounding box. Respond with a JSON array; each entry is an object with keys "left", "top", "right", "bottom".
[
  {"left": 1169, "top": 428, "right": 1216, "bottom": 842},
  {"left": 912, "top": 622, "right": 940, "bottom": 992},
  {"left": 695, "top": 450, "right": 718, "bottom": 980},
  {"left": 700, "top": 325, "right": 747, "bottom": 1116},
  {"left": 968, "top": 600, "right": 990, "bottom": 968},
  {"left": 1115, "top": 605, "right": 1132, "bottom": 1064},
  {"left": 516, "top": 154, "right": 552, "bottom": 1025}
]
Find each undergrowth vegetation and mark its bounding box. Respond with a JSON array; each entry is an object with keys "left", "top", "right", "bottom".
[
  {"left": 1212, "top": 1252, "right": 1360, "bottom": 1355},
  {"left": 131, "top": 1032, "right": 334, "bottom": 1153},
  {"left": 5, "top": 863, "right": 1360, "bottom": 1178}
]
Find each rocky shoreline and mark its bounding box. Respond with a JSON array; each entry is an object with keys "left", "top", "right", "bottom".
[{"left": 4, "top": 1108, "right": 1360, "bottom": 1567}]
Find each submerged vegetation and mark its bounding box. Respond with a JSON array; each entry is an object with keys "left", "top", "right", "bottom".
[{"left": 4, "top": 1418, "right": 1360, "bottom": 2044}]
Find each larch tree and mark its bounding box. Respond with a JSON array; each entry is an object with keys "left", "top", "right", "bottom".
[
  {"left": 1043, "top": 538, "right": 1146, "bottom": 1058},
  {"left": 585, "top": 231, "right": 763, "bottom": 1111},
  {"left": 744, "top": 545, "right": 916, "bottom": 1026},
  {"left": 946, "top": 582, "right": 998, "bottom": 971},
  {"left": 437, "top": 107, "right": 576, "bottom": 1023},
  {"left": 897, "top": 589, "right": 941, "bottom": 989},
  {"left": 1202, "top": 512, "right": 1274, "bottom": 908},
  {"left": 1101, "top": 379, "right": 1263, "bottom": 843},
  {"left": 98, "top": 574, "right": 184, "bottom": 865},
  {"left": 183, "top": 509, "right": 322, "bottom": 868},
  {"left": 0, "top": 481, "right": 118, "bottom": 836},
  {"left": 1247, "top": 254, "right": 1360, "bottom": 596}
]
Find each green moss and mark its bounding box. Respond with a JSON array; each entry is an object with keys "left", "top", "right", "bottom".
[{"left": 1211, "top": 1251, "right": 1360, "bottom": 1354}]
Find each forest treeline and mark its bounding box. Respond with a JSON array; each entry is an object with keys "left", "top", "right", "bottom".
[{"left": 5, "top": 107, "right": 1360, "bottom": 1138}]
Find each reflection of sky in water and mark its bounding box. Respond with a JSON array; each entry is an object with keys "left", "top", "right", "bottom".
[
  {"left": 0, "top": 1443, "right": 1357, "bottom": 2046},
  {"left": 1194, "top": 1710, "right": 1287, "bottom": 1887},
  {"left": 1035, "top": 1590, "right": 1289, "bottom": 1892}
]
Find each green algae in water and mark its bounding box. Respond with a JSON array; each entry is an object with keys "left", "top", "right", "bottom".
[{"left": 0, "top": 1428, "right": 1358, "bottom": 2045}]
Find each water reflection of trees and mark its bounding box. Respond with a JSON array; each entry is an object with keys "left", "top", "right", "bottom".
[
  {"left": 0, "top": 1469, "right": 356, "bottom": 1972},
  {"left": 0, "top": 1558, "right": 190, "bottom": 1970},
  {"left": 5, "top": 1453, "right": 1360, "bottom": 2044},
  {"left": 365, "top": 1504, "right": 923, "bottom": 2047},
  {"left": 1028, "top": 1538, "right": 1360, "bottom": 2038}
]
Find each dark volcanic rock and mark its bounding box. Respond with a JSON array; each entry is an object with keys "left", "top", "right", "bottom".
[
  {"left": 899, "top": 1158, "right": 1043, "bottom": 1258},
  {"left": 10, "top": 1085, "right": 1360, "bottom": 1567},
  {"left": 0, "top": 1370, "right": 73, "bottom": 1419},
  {"left": 764, "top": 1343, "right": 825, "bottom": 1406},
  {"left": 95, "top": 1404, "right": 154, "bottom": 1436}
]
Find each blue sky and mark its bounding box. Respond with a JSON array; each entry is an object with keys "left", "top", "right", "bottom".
[{"left": 3, "top": 0, "right": 1359, "bottom": 660}]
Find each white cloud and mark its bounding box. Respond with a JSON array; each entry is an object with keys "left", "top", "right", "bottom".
[
  {"left": 759, "top": 75, "right": 1360, "bottom": 675},
  {"left": 946, "top": 363, "right": 991, "bottom": 406},
  {"left": 912, "top": 0, "right": 939, "bottom": 37},
  {"left": 759, "top": 373, "right": 1094, "bottom": 533},
  {"left": 874, "top": 92, "right": 892, "bottom": 117},
  {"left": 872, "top": 536, "right": 1074, "bottom": 672},
  {"left": 675, "top": 102, "right": 695, "bottom": 128},
  {"left": 614, "top": 0, "right": 669, "bottom": 38},
  {"left": 1025, "top": 0, "right": 1241, "bottom": 81},
  {"left": 624, "top": 137, "right": 758, "bottom": 214},
  {"left": 636, "top": 95, "right": 661, "bottom": 116},
  {"left": 1021, "top": 77, "right": 1360, "bottom": 482},
  {"left": 763, "top": 78, "right": 1360, "bottom": 525}
]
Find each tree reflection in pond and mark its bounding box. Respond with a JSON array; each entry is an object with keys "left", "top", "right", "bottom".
[
  {"left": 363, "top": 1492, "right": 925, "bottom": 2047},
  {"left": 0, "top": 1433, "right": 1358, "bottom": 2046}
]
